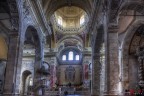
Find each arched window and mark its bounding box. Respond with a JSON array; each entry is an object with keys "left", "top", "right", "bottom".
[
  {"left": 80, "top": 15, "right": 85, "bottom": 25},
  {"left": 68, "top": 51, "right": 73, "bottom": 60},
  {"left": 62, "top": 55, "right": 66, "bottom": 61},
  {"left": 58, "top": 16, "right": 62, "bottom": 25},
  {"left": 29, "top": 77, "right": 33, "bottom": 86},
  {"left": 75, "top": 55, "right": 79, "bottom": 60}
]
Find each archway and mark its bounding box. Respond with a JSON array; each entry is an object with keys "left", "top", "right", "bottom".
[
  {"left": 20, "top": 26, "right": 41, "bottom": 95},
  {"left": 21, "top": 70, "right": 32, "bottom": 95},
  {"left": 122, "top": 24, "right": 144, "bottom": 90}
]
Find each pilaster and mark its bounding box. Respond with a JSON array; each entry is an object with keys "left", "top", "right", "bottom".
[
  {"left": 3, "top": 32, "right": 19, "bottom": 95},
  {"left": 104, "top": 27, "right": 120, "bottom": 96},
  {"left": 91, "top": 53, "right": 101, "bottom": 96}
]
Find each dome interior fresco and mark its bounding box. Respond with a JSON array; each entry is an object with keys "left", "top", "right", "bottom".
[{"left": 54, "top": 6, "right": 87, "bottom": 28}]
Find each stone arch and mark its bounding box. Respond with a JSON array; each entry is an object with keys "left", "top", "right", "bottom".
[
  {"left": 116, "top": 1, "right": 144, "bottom": 30},
  {"left": 24, "top": 25, "right": 42, "bottom": 60},
  {"left": 24, "top": 26, "right": 42, "bottom": 63},
  {"left": 121, "top": 20, "right": 144, "bottom": 90},
  {"left": 24, "top": 26, "right": 40, "bottom": 45},
  {"left": 21, "top": 70, "right": 32, "bottom": 95},
  {"left": 57, "top": 35, "right": 83, "bottom": 51},
  {"left": 119, "top": 1, "right": 144, "bottom": 14},
  {"left": 57, "top": 35, "right": 83, "bottom": 45},
  {"left": 21, "top": 25, "right": 42, "bottom": 94}
]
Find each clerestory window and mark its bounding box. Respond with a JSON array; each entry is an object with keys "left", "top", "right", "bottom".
[
  {"left": 80, "top": 15, "right": 85, "bottom": 25},
  {"left": 62, "top": 55, "right": 66, "bottom": 61},
  {"left": 57, "top": 16, "right": 63, "bottom": 25},
  {"left": 68, "top": 51, "right": 73, "bottom": 60},
  {"left": 61, "top": 51, "right": 80, "bottom": 61},
  {"left": 75, "top": 55, "right": 79, "bottom": 60}
]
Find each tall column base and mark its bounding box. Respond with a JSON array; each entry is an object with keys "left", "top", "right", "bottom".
[{"left": 103, "top": 91, "right": 123, "bottom": 96}]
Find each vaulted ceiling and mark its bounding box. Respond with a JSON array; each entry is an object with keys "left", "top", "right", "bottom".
[
  {"left": 42, "top": 0, "right": 93, "bottom": 20},
  {"left": 40, "top": 0, "right": 94, "bottom": 49}
]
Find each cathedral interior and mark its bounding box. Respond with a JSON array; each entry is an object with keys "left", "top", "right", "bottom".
[{"left": 1, "top": 0, "right": 144, "bottom": 96}]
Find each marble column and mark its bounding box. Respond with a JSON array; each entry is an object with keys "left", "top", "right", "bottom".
[
  {"left": 3, "top": 32, "right": 19, "bottom": 95},
  {"left": 91, "top": 53, "right": 101, "bottom": 96},
  {"left": 104, "top": 31, "right": 119, "bottom": 96}
]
